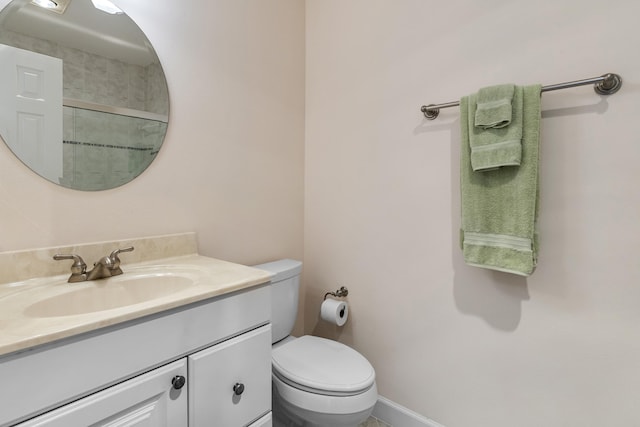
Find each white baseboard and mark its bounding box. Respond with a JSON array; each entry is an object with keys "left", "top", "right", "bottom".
[{"left": 372, "top": 396, "right": 446, "bottom": 427}]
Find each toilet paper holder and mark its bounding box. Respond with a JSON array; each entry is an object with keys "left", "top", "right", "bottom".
[{"left": 324, "top": 286, "right": 349, "bottom": 300}]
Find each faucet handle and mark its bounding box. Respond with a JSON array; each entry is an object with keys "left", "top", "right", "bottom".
[
  {"left": 53, "top": 254, "right": 87, "bottom": 282},
  {"left": 108, "top": 246, "right": 134, "bottom": 275}
]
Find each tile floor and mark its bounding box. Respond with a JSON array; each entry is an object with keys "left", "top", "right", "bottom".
[{"left": 359, "top": 416, "right": 392, "bottom": 427}]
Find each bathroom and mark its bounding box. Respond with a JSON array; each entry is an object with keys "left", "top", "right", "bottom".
[{"left": 0, "top": 0, "right": 638, "bottom": 426}]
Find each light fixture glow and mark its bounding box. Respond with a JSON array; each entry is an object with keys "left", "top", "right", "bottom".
[
  {"left": 29, "top": 0, "right": 69, "bottom": 14},
  {"left": 91, "top": 0, "right": 123, "bottom": 14},
  {"left": 31, "top": 0, "right": 58, "bottom": 8}
]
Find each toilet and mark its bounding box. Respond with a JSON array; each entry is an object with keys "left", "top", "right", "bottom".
[{"left": 253, "top": 259, "right": 378, "bottom": 427}]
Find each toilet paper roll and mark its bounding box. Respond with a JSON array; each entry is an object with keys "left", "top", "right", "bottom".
[{"left": 320, "top": 298, "right": 349, "bottom": 326}]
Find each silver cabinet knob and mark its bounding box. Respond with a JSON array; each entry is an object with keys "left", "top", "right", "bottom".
[
  {"left": 233, "top": 382, "right": 245, "bottom": 396},
  {"left": 172, "top": 375, "right": 186, "bottom": 390}
]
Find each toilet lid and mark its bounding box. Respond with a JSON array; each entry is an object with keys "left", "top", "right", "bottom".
[{"left": 272, "top": 335, "right": 375, "bottom": 395}]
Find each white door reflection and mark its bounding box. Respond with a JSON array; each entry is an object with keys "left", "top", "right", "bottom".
[{"left": 0, "top": 44, "right": 62, "bottom": 183}]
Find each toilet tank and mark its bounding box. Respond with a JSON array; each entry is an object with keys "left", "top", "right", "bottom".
[{"left": 252, "top": 259, "right": 302, "bottom": 344}]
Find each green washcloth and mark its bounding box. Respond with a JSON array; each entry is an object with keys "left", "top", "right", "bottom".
[
  {"left": 460, "top": 84, "right": 542, "bottom": 276},
  {"left": 469, "top": 86, "right": 523, "bottom": 172},
  {"left": 475, "top": 84, "right": 515, "bottom": 129}
]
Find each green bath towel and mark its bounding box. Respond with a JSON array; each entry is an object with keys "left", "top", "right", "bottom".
[
  {"left": 460, "top": 84, "right": 542, "bottom": 276},
  {"left": 469, "top": 86, "right": 523, "bottom": 172},
  {"left": 475, "top": 83, "right": 515, "bottom": 129}
]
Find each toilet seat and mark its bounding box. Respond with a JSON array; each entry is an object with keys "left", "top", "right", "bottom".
[
  {"left": 272, "top": 373, "right": 378, "bottom": 418},
  {"left": 271, "top": 335, "right": 375, "bottom": 397}
]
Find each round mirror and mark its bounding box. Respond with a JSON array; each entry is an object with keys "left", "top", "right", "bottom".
[{"left": 0, "top": 0, "right": 169, "bottom": 190}]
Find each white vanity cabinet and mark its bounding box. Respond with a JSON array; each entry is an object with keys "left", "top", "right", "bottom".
[
  {"left": 15, "top": 325, "right": 273, "bottom": 427},
  {"left": 1, "top": 284, "right": 272, "bottom": 427}
]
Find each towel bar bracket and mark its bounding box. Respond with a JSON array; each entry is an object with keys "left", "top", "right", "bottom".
[
  {"left": 421, "top": 72, "right": 623, "bottom": 120},
  {"left": 593, "top": 73, "right": 622, "bottom": 95},
  {"left": 421, "top": 100, "right": 460, "bottom": 120},
  {"left": 421, "top": 104, "right": 439, "bottom": 120}
]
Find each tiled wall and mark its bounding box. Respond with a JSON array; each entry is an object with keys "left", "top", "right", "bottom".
[
  {"left": 61, "top": 107, "right": 166, "bottom": 190},
  {"left": 0, "top": 29, "right": 168, "bottom": 114}
]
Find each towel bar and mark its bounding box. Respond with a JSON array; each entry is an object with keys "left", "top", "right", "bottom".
[{"left": 421, "top": 73, "right": 622, "bottom": 120}]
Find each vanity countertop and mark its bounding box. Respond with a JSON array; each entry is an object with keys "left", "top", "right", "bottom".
[{"left": 0, "top": 255, "right": 271, "bottom": 357}]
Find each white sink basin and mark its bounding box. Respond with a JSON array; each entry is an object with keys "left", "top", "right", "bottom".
[{"left": 24, "top": 268, "right": 203, "bottom": 318}]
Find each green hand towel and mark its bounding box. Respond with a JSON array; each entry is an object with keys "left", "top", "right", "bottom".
[
  {"left": 475, "top": 83, "right": 515, "bottom": 129},
  {"left": 460, "top": 84, "right": 542, "bottom": 276},
  {"left": 469, "top": 86, "right": 524, "bottom": 172}
]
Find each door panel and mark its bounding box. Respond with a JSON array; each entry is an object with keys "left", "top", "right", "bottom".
[
  {"left": 16, "top": 359, "right": 188, "bottom": 427},
  {"left": 0, "top": 44, "right": 63, "bottom": 182},
  {"left": 189, "top": 325, "right": 272, "bottom": 427}
]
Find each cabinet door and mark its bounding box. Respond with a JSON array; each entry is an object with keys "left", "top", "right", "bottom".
[
  {"left": 16, "top": 359, "right": 187, "bottom": 427},
  {"left": 189, "top": 325, "right": 271, "bottom": 426}
]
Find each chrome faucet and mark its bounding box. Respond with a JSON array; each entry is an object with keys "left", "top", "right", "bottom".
[{"left": 54, "top": 246, "right": 134, "bottom": 283}]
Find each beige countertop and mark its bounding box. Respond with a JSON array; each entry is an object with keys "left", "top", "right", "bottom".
[{"left": 0, "top": 254, "right": 271, "bottom": 357}]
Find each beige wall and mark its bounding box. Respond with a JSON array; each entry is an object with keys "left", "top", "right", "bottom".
[
  {"left": 0, "top": 0, "right": 305, "bottom": 268},
  {"left": 305, "top": 1, "right": 640, "bottom": 426}
]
